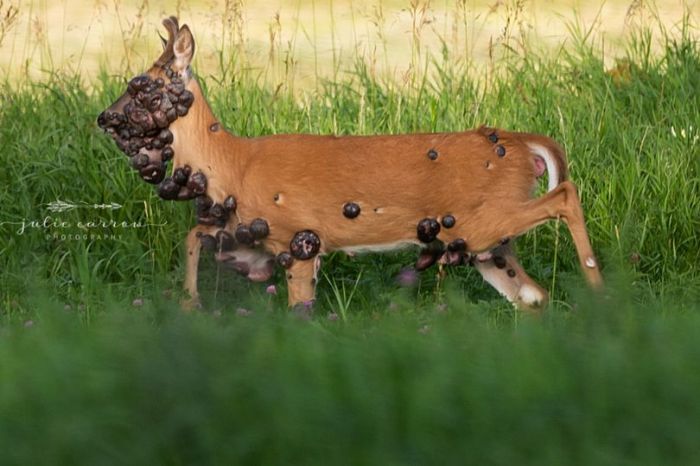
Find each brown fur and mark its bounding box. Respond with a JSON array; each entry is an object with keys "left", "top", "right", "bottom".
[{"left": 102, "top": 18, "right": 603, "bottom": 310}]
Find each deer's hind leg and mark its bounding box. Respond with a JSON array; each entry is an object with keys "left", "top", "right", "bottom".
[
  {"left": 469, "top": 180, "right": 603, "bottom": 290},
  {"left": 474, "top": 242, "right": 549, "bottom": 312}
]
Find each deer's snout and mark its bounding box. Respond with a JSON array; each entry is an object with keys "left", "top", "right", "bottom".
[
  {"left": 97, "top": 110, "right": 127, "bottom": 131},
  {"left": 97, "top": 111, "right": 107, "bottom": 129}
]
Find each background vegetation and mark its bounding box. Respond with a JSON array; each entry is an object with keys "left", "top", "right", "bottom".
[{"left": 0, "top": 1, "right": 699, "bottom": 464}]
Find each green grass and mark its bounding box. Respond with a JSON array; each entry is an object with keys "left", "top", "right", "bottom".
[
  {"left": 2, "top": 290, "right": 700, "bottom": 465},
  {"left": 0, "top": 17, "right": 699, "bottom": 465}
]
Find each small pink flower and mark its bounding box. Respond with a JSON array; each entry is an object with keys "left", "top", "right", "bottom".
[
  {"left": 303, "top": 300, "right": 315, "bottom": 310},
  {"left": 396, "top": 268, "right": 419, "bottom": 287},
  {"left": 266, "top": 284, "right": 277, "bottom": 295}
]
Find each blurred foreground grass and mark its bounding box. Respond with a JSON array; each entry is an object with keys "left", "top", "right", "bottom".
[{"left": 1, "top": 288, "right": 700, "bottom": 465}]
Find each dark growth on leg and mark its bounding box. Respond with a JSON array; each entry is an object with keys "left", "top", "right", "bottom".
[
  {"left": 276, "top": 252, "right": 294, "bottom": 269},
  {"left": 216, "top": 230, "right": 236, "bottom": 251},
  {"left": 196, "top": 232, "right": 217, "bottom": 251},
  {"left": 290, "top": 230, "right": 321, "bottom": 260},
  {"left": 493, "top": 255, "right": 507, "bottom": 269}
]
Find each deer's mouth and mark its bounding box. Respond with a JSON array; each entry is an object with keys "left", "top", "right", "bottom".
[{"left": 97, "top": 73, "right": 194, "bottom": 184}]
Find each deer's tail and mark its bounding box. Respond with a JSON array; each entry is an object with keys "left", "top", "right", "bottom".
[{"left": 525, "top": 138, "right": 569, "bottom": 192}]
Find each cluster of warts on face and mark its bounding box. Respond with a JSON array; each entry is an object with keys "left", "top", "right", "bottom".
[{"left": 98, "top": 70, "right": 195, "bottom": 184}]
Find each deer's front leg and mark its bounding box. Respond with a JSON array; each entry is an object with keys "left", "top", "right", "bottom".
[
  {"left": 285, "top": 257, "right": 321, "bottom": 307},
  {"left": 182, "top": 224, "right": 214, "bottom": 311}
]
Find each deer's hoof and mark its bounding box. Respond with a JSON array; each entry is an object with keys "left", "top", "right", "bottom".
[
  {"left": 514, "top": 284, "right": 548, "bottom": 313},
  {"left": 181, "top": 296, "right": 202, "bottom": 312}
]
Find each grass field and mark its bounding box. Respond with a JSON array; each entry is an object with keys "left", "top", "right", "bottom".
[{"left": 1, "top": 1, "right": 700, "bottom": 464}]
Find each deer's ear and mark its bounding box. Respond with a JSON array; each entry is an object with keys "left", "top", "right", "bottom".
[
  {"left": 154, "top": 16, "right": 178, "bottom": 67},
  {"left": 173, "top": 25, "right": 195, "bottom": 72}
]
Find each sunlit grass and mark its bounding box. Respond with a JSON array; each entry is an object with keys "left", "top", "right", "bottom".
[{"left": 1, "top": 0, "right": 697, "bottom": 86}]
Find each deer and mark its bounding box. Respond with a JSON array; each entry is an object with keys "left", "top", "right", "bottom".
[{"left": 97, "top": 17, "right": 603, "bottom": 312}]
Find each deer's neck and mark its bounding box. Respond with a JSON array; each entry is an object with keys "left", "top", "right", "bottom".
[{"left": 169, "top": 79, "right": 248, "bottom": 200}]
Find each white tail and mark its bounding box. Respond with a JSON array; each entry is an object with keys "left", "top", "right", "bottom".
[{"left": 527, "top": 142, "right": 562, "bottom": 192}]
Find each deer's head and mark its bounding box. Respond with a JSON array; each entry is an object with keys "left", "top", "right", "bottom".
[{"left": 97, "top": 17, "right": 197, "bottom": 185}]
